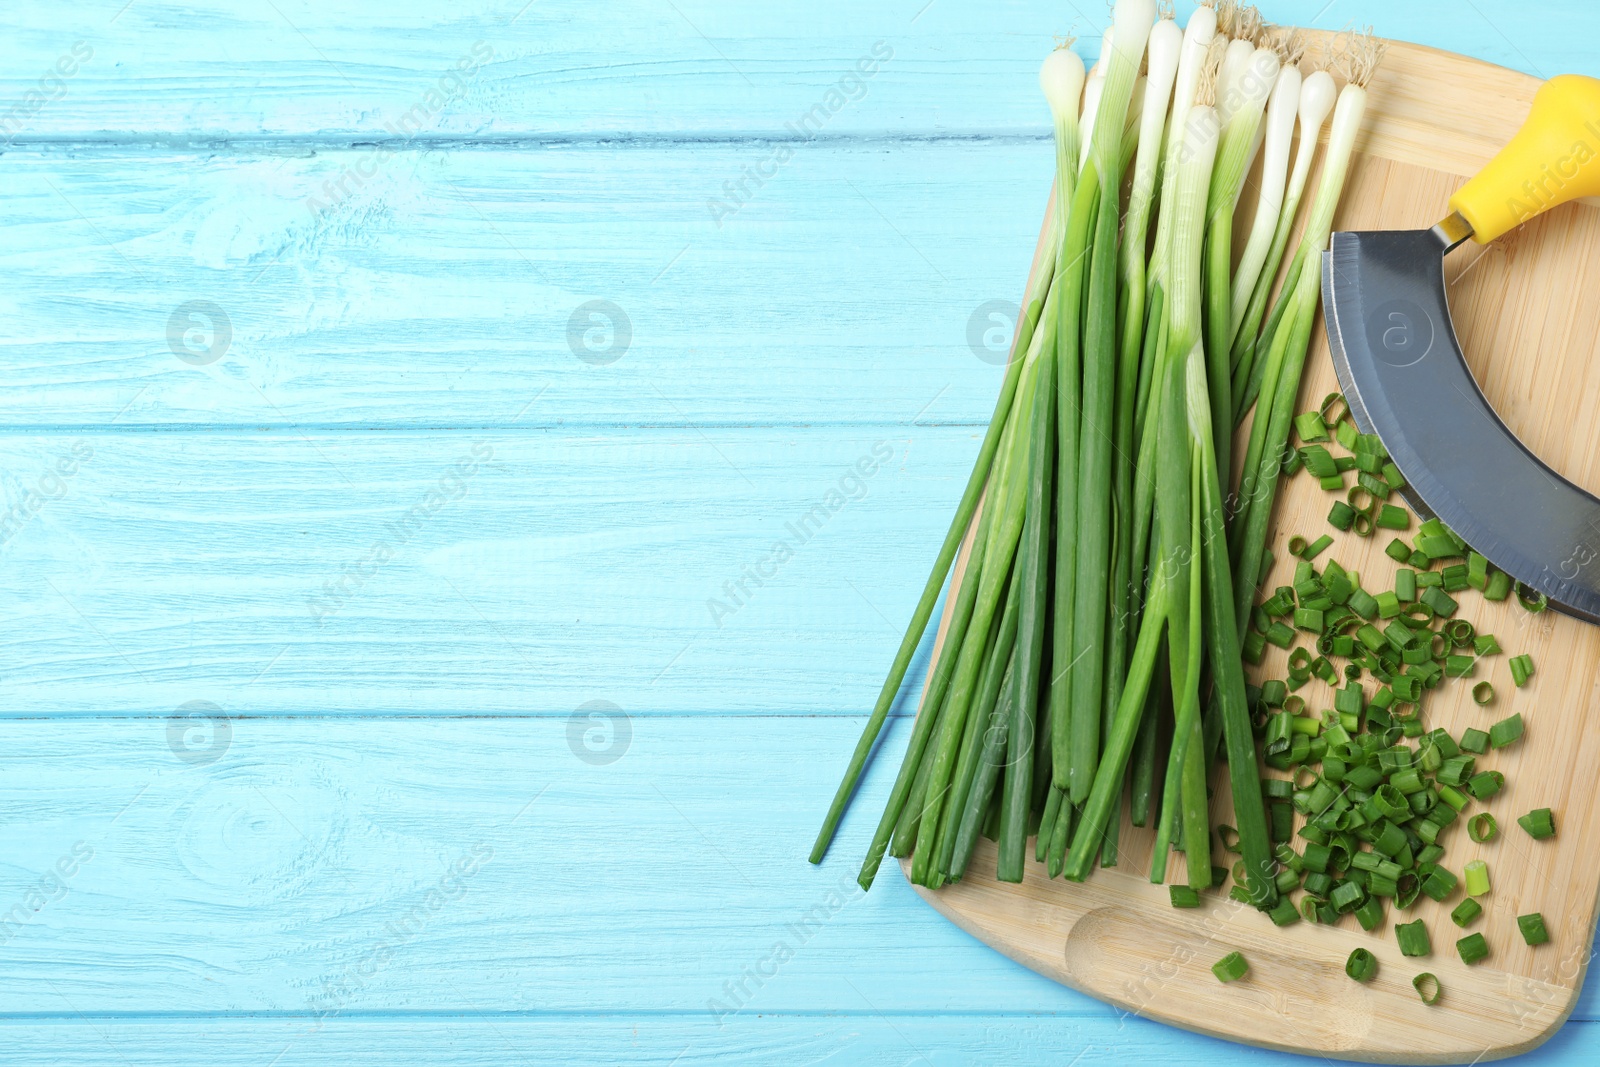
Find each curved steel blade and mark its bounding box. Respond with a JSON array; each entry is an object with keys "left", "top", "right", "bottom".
[{"left": 1324, "top": 227, "right": 1600, "bottom": 624}]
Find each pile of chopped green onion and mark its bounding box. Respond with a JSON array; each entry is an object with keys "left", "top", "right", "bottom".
[
  {"left": 1210, "top": 390, "right": 1557, "bottom": 993},
  {"left": 807, "top": 0, "right": 1561, "bottom": 997}
]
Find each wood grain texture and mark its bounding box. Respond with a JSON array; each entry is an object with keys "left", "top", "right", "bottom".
[
  {"left": 2, "top": 716, "right": 1057, "bottom": 1015},
  {"left": 0, "top": 143, "right": 1049, "bottom": 429},
  {"left": 0, "top": 713, "right": 1585, "bottom": 1024},
  {"left": 3, "top": 1, "right": 1596, "bottom": 1063},
  {"left": 3, "top": 2, "right": 1597, "bottom": 141},
  {"left": 0, "top": 428, "right": 984, "bottom": 715},
  {"left": 0, "top": 1016, "right": 1594, "bottom": 1067},
  {"left": 906, "top": 32, "right": 1600, "bottom": 1065}
]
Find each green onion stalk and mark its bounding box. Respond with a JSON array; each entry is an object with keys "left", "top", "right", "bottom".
[
  {"left": 1047, "top": 20, "right": 1120, "bottom": 823},
  {"left": 1230, "top": 68, "right": 1337, "bottom": 419},
  {"left": 1095, "top": 13, "right": 1180, "bottom": 868},
  {"left": 996, "top": 278, "right": 1057, "bottom": 884},
  {"left": 808, "top": 223, "right": 1060, "bottom": 871},
  {"left": 811, "top": 36, "right": 1091, "bottom": 876},
  {"left": 905, "top": 288, "right": 1051, "bottom": 889},
  {"left": 1039, "top": 43, "right": 1090, "bottom": 877},
  {"left": 1186, "top": 345, "right": 1278, "bottom": 907},
  {"left": 1125, "top": 25, "right": 1225, "bottom": 838},
  {"left": 1232, "top": 45, "right": 1379, "bottom": 636},
  {"left": 1146, "top": 341, "right": 1205, "bottom": 888},
  {"left": 1142, "top": 63, "right": 1221, "bottom": 883},
  {"left": 826, "top": 229, "right": 1061, "bottom": 888},
  {"left": 1225, "top": 32, "right": 1303, "bottom": 352},
  {"left": 1141, "top": 1, "right": 1219, "bottom": 444},
  {"left": 1065, "top": 0, "right": 1158, "bottom": 823},
  {"left": 1065, "top": 335, "right": 1188, "bottom": 883},
  {"left": 1066, "top": 39, "right": 1219, "bottom": 881},
  {"left": 1201, "top": 42, "right": 1279, "bottom": 484},
  {"left": 928, "top": 555, "right": 1024, "bottom": 875}
]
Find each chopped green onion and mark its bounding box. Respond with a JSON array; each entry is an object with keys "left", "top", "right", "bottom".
[
  {"left": 1345, "top": 947, "right": 1378, "bottom": 982},
  {"left": 1466, "top": 770, "right": 1505, "bottom": 800},
  {"left": 1438, "top": 755, "right": 1475, "bottom": 787},
  {"left": 1267, "top": 896, "right": 1301, "bottom": 926},
  {"left": 1463, "top": 859, "right": 1490, "bottom": 897},
  {"left": 1518, "top": 913, "right": 1550, "bottom": 946},
  {"left": 1456, "top": 932, "right": 1489, "bottom": 965},
  {"left": 1484, "top": 570, "right": 1512, "bottom": 601},
  {"left": 1396, "top": 919, "right": 1431, "bottom": 957},
  {"left": 1330, "top": 879, "right": 1365, "bottom": 912},
  {"left": 1459, "top": 728, "right": 1490, "bottom": 755},
  {"left": 1328, "top": 501, "right": 1357, "bottom": 531},
  {"left": 1421, "top": 866, "right": 1457, "bottom": 902},
  {"left": 1419, "top": 586, "right": 1457, "bottom": 618},
  {"left": 1510, "top": 654, "right": 1535, "bottom": 687},
  {"left": 1489, "top": 713, "right": 1524, "bottom": 749},
  {"left": 1301, "top": 445, "right": 1338, "bottom": 478},
  {"left": 1472, "top": 681, "right": 1494, "bottom": 706},
  {"left": 1416, "top": 534, "right": 1458, "bottom": 559},
  {"left": 1451, "top": 898, "right": 1482, "bottom": 927},
  {"left": 1170, "top": 885, "right": 1202, "bottom": 908},
  {"left": 1469, "top": 813, "right": 1497, "bottom": 843},
  {"left": 1413, "top": 972, "right": 1441, "bottom": 1005},
  {"left": 1213, "top": 951, "right": 1249, "bottom": 983},
  {"left": 1354, "top": 895, "right": 1384, "bottom": 931},
  {"left": 1518, "top": 808, "right": 1556, "bottom": 840},
  {"left": 1335, "top": 417, "right": 1358, "bottom": 451},
  {"left": 1303, "top": 535, "right": 1334, "bottom": 560},
  {"left": 1376, "top": 505, "right": 1410, "bottom": 530},
  {"left": 1516, "top": 582, "right": 1549, "bottom": 613},
  {"left": 1474, "top": 633, "right": 1501, "bottom": 656},
  {"left": 1467, "top": 551, "right": 1489, "bottom": 590},
  {"left": 1295, "top": 411, "right": 1329, "bottom": 443},
  {"left": 1437, "top": 784, "right": 1470, "bottom": 812}
]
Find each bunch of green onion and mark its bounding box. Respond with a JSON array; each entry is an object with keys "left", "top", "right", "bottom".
[{"left": 809, "top": 4, "right": 1382, "bottom": 915}]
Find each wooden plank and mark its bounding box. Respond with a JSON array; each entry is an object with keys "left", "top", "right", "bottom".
[
  {"left": 0, "top": 0, "right": 1072, "bottom": 140},
  {"left": 1, "top": 1016, "right": 1594, "bottom": 1066},
  {"left": 0, "top": 142, "right": 1049, "bottom": 429},
  {"left": 0, "top": 712, "right": 1587, "bottom": 1022},
  {"left": 904, "top": 32, "right": 1600, "bottom": 1064},
  {"left": 0, "top": 427, "right": 994, "bottom": 715},
  {"left": 0, "top": 2, "right": 1593, "bottom": 139},
  {"left": 0, "top": 714, "right": 1083, "bottom": 1013}
]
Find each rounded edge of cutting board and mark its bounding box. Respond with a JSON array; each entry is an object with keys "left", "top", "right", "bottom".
[{"left": 898, "top": 30, "right": 1592, "bottom": 1065}]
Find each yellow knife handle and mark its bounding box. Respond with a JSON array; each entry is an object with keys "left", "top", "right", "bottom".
[{"left": 1450, "top": 74, "right": 1600, "bottom": 243}]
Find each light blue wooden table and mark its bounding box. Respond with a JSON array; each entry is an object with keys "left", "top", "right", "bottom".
[{"left": 2, "top": 1, "right": 1596, "bottom": 1062}]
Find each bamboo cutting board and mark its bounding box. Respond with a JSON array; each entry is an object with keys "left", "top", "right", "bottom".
[{"left": 903, "top": 32, "right": 1600, "bottom": 1064}]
